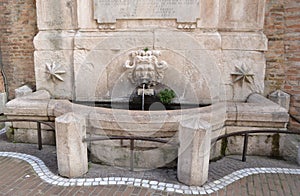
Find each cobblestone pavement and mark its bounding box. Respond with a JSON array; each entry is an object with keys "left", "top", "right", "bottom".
[
  {"left": 1, "top": 132, "right": 300, "bottom": 195},
  {"left": 0, "top": 155, "right": 300, "bottom": 195}
]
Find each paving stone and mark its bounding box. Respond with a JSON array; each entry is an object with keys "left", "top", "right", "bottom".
[{"left": 0, "top": 139, "right": 300, "bottom": 195}]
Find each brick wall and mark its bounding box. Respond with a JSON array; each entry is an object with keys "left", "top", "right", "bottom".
[
  {"left": 264, "top": 0, "right": 300, "bottom": 128},
  {"left": 264, "top": 0, "right": 286, "bottom": 94},
  {"left": 0, "top": 0, "right": 8, "bottom": 93},
  {"left": 283, "top": 0, "right": 300, "bottom": 128},
  {"left": 0, "top": 0, "right": 37, "bottom": 99}
]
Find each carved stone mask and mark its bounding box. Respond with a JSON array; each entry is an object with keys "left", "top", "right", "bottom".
[{"left": 124, "top": 50, "right": 168, "bottom": 87}]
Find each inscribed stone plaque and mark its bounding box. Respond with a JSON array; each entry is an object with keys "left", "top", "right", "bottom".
[{"left": 94, "top": 0, "right": 200, "bottom": 23}]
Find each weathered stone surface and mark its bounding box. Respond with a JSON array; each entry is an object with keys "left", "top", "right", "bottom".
[
  {"left": 14, "top": 129, "right": 55, "bottom": 145},
  {"left": 6, "top": 115, "right": 49, "bottom": 121},
  {"left": 246, "top": 93, "right": 289, "bottom": 125},
  {"left": 93, "top": 0, "right": 200, "bottom": 23},
  {"left": 34, "top": 50, "right": 74, "bottom": 99},
  {"left": 210, "top": 127, "right": 226, "bottom": 160},
  {"left": 225, "top": 126, "right": 286, "bottom": 157},
  {"left": 226, "top": 94, "right": 289, "bottom": 128},
  {"left": 15, "top": 85, "right": 33, "bottom": 98},
  {"left": 5, "top": 98, "right": 49, "bottom": 117},
  {"left": 34, "top": 31, "right": 75, "bottom": 50},
  {"left": 298, "top": 147, "right": 300, "bottom": 165},
  {"left": 0, "top": 93, "right": 7, "bottom": 114},
  {"left": 47, "top": 99, "right": 73, "bottom": 117},
  {"left": 73, "top": 31, "right": 154, "bottom": 101},
  {"left": 116, "top": 19, "right": 177, "bottom": 30},
  {"left": 55, "top": 113, "right": 88, "bottom": 178},
  {"left": 247, "top": 93, "right": 279, "bottom": 105},
  {"left": 36, "top": 0, "right": 77, "bottom": 30},
  {"left": 269, "top": 90, "right": 291, "bottom": 111},
  {"left": 4, "top": 91, "right": 290, "bottom": 167},
  {"left": 236, "top": 103, "right": 288, "bottom": 127},
  {"left": 154, "top": 30, "right": 217, "bottom": 50},
  {"left": 178, "top": 118, "right": 211, "bottom": 186},
  {"left": 221, "top": 51, "right": 266, "bottom": 101},
  {"left": 210, "top": 138, "right": 223, "bottom": 160},
  {"left": 221, "top": 32, "right": 268, "bottom": 51},
  {"left": 219, "top": 0, "right": 266, "bottom": 30},
  {"left": 35, "top": 30, "right": 268, "bottom": 102},
  {"left": 12, "top": 121, "right": 54, "bottom": 131},
  {"left": 22, "top": 90, "right": 51, "bottom": 100},
  {"left": 74, "top": 35, "right": 107, "bottom": 51},
  {"left": 90, "top": 139, "right": 177, "bottom": 169},
  {"left": 30, "top": 0, "right": 270, "bottom": 106},
  {"left": 77, "top": 0, "right": 97, "bottom": 29},
  {"left": 194, "top": 32, "right": 221, "bottom": 50},
  {"left": 197, "top": 0, "right": 219, "bottom": 28},
  {"left": 281, "top": 134, "right": 300, "bottom": 163},
  {"left": 33, "top": 7, "right": 268, "bottom": 102}
]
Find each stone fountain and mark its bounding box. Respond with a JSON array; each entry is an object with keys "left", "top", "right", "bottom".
[{"left": 4, "top": 0, "right": 290, "bottom": 186}]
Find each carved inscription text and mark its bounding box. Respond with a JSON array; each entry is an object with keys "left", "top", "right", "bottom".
[{"left": 94, "top": 0, "right": 199, "bottom": 23}]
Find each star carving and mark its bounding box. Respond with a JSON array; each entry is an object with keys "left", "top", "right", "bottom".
[
  {"left": 231, "top": 64, "right": 254, "bottom": 85},
  {"left": 45, "top": 62, "right": 66, "bottom": 82}
]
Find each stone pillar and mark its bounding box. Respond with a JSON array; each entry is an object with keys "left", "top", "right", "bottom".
[
  {"left": 55, "top": 112, "right": 88, "bottom": 178},
  {"left": 177, "top": 118, "right": 211, "bottom": 186}
]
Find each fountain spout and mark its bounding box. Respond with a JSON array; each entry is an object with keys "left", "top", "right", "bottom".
[
  {"left": 142, "top": 83, "right": 145, "bottom": 111},
  {"left": 137, "top": 84, "right": 154, "bottom": 96}
]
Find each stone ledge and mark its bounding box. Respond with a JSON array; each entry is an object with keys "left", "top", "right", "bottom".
[
  {"left": 4, "top": 91, "right": 290, "bottom": 145},
  {"left": 220, "top": 32, "right": 268, "bottom": 51},
  {"left": 34, "top": 31, "right": 76, "bottom": 50},
  {"left": 226, "top": 93, "right": 289, "bottom": 128},
  {"left": 4, "top": 92, "right": 289, "bottom": 129}
]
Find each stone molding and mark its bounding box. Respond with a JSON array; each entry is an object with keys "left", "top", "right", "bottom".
[
  {"left": 4, "top": 91, "right": 289, "bottom": 133},
  {"left": 36, "top": 0, "right": 266, "bottom": 31}
]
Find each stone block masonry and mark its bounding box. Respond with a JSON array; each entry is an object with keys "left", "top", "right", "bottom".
[{"left": 0, "top": 0, "right": 299, "bottom": 128}]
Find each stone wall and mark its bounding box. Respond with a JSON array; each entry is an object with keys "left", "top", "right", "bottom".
[
  {"left": 0, "top": 0, "right": 37, "bottom": 99},
  {"left": 34, "top": 0, "right": 268, "bottom": 103},
  {"left": 0, "top": 0, "right": 299, "bottom": 127}
]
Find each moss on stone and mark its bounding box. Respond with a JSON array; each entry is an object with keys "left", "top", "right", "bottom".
[
  {"left": 5, "top": 127, "right": 14, "bottom": 142},
  {"left": 221, "top": 138, "right": 228, "bottom": 156},
  {"left": 271, "top": 133, "right": 280, "bottom": 157}
]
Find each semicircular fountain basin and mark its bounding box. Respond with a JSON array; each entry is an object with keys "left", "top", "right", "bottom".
[{"left": 54, "top": 100, "right": 226, "bottom": 170}]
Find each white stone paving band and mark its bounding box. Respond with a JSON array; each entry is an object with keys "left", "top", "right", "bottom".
[
  {"left": 0, "top": 128, "right": 6, "bottom": 135},
  {"left": 0, "top": 152, "right": 300, "bottom": 195}
]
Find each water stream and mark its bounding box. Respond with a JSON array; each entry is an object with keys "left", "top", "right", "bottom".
[{"left": 142, "top": 83, "right": 145, "bottom": 111}]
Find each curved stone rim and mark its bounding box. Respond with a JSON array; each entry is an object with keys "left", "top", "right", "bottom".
[{"left": 0, "top": 151, "right": 299, "bottom": 195}]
